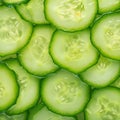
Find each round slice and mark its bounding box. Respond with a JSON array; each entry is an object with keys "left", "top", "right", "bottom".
[
  {"left": 28, "top": 104, "right": 77, "bottom": 120},
  {"left": 85, "top": 87, "right": 120, "bottom": 120},
  {"left": 41, "top": 69, "right": 90, "bottom": 115},
  {"left": 18, "top": 25, "right": 58, "bottom": 76},
  {"left": 5, "top": 59, "right": 40, "bottom": 115},
  {"left": 0, "top": 6, "right": 32, "bottom": 56},
  {"left": 45, "top": 0, "right": 97, "bottom": 31},
  {"left": 0, "top": 63, "right": 19, "bottom": 111},
  {"left": 98, "top": 0, "right": 120, "bottom": 13},
  {"left": 50, "top": 29, "right": 99, "bottom": 73},
  {"left": 80, "top": 55, "right": 120, "bottom": 88},
  {"left": 91, "top": 12, "right": 120, "bottom": 60},
  {"left": 16, "top": 0, "right": 48, "bottom": 24}
]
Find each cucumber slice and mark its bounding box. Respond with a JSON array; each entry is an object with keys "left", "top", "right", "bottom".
[
  {"left": 45, "top": 0, "right": 97, "bottom": 31},
  {"left": 0, "top": 63, "right": 19, "bottom": 111},
  {"left": 91, "top": 12, "right": 120, "bottom": 60},
  {"left": 0, "top": 112, "right": 28, "bottom": 120},
  {"left": 18, "top": 25, "right": 58, "bottom": 76},
  {"left": 50, "top": 29, "right": 99, "bottom": 73},
  {"left": 28, "top": 104, "right": 77, "bottom": 120},
  {"left": 16, "top": 0, "right": 48, "bottom": 24},
  {"left": 80, "top": 56, "right": 120, "bottom": 88},
  {"left": 5, "top": 59, "right": 40, "bottom": 115},
  {"left": 98, "top": 0, "right": 120, "bottom": 13},
  {"left": 0, "top": 6, "right": 32, "bottom": 56},
  {"left": 111, "top": 77, "right": 120, "bottom": 88},
  {"left": 85, "top": 87, "right": 120, "bottom": 120},
  {"left": 41, "top": 69, "right": 90, "bottom": 115}
]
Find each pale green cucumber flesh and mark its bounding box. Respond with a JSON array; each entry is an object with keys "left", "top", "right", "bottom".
[
  {"left": 0, "top": 63, "right": 19, "bottom": 111},
  {"left": 41, "top": 69, "right": 90, "bottom": 115},
  {"left": 28, "top": 104, "right": 76, "bottom": 120},
  {"left": 98, "top": 0, "right": 120, "bottom": 13},
  {"left": 80, "top": 56, "right": 120, "bottom": 88},
  {"left": 16, "top": 0, "right": 48, "bottom": 24},
  {"left": 18, "top": 25, "right": 58, "bottom": 76},
  {"left": 91, "top": 12, "right": 120, "bottom": 60},
  {"left": 50, "top": 29, "right": 99, "bottom": 73},
  {"left": 0, "top": 6, "right": 32, "bottom": 56},
  {"left": 45, "top": 0, "right": 97, "bottom": 31},
  {"left": 5, "top": 59, "right": 40, "bottom": 114},
  {"left": 85, "top": 87, "right": 120, "bottom": 120}
]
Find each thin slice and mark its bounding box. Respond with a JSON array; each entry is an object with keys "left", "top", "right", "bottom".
[
  {"left": 91, "top": 12, "right": 120, "bottom": 60},
  {"left": 0, "top": 63, "right": 19, "bottom": 111},
  {"left": 0, "top": 6, "right": 32, "bottom": 56},
  {"left": 98, "top": 0, "right": 120, "bottom": 13},
  {"left": 16, "top": 0, "right": 48, "bottom": 24},
  {"left": 5, "top": 59, "right": 40, "bottom": 115},
  {"left": 80, "top": 56, "right": 120, "bottom": 88},
  {"left": 50, "top": 29, "right": 99, "bottom": 73},
  {"left": 45, "top": 0, "right": 97, "bottom": 31},
  {"left": 85, "top": 87, "right": 120, "bottom": 120},
  {"left": 28, "top": 104, "right": 77, "bottom": 120},
  {"left": 18, "top": 25, "right": 58, "bottom": 76},
  {"left": 41, "top": 69, "right": 90, "bottom": 115}
]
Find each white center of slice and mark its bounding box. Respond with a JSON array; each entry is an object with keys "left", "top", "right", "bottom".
[
  {"left": 56, "top": 0, "right": 85, "bottom": 21},
  {"left": 0, "top": 17, "right": 22, "bottom": 43}
]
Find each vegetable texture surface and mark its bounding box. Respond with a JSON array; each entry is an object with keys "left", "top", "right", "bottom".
[{"left": 0, "top": 1, "right": 120, "bottom": 120}]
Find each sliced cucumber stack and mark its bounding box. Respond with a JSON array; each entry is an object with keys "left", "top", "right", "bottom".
[{"left": 0, "top": 1, "right": 120, "bottom": 120}]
